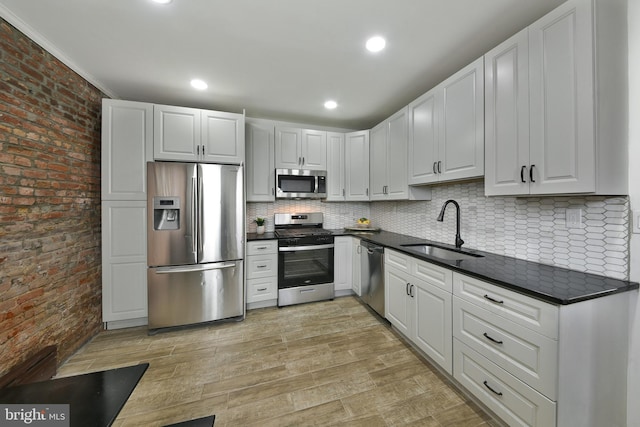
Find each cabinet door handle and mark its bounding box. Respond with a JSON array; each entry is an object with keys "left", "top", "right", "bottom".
[
  {"left": 366, "top": 188, "right": 369, "bottom": 196},
  {"left": 302, "top": 157, "right": 305, "bottom": 165},
  {"left": 197, "top": 145, "right": 200, "bottom": 155},
  {"left": 298, "top": 156, "right": 302, "bottom": 165},
  {"left": 483, "top": 294, "right": 504, "bottom": 305},
  {"left": 483, "top": 380, "right": 503, "bottom": 396},
  {"left": 433, "top": 162, "right": 437, "bottom": 174},
  {"left": 520, "top": 166, "right": 527, "bottom": 183},
  {"left": 202, "top": 145, "right": 205, "bottom": 156},
  {"left": 406, "top": 282, "right": 411, "bottom": 296},
  {"left": 342, "top": 189, "right": 345, "bottom": 196},
  {"left": 437, "top": 160, "right": 442, "bottom": 174},
  {"left": 272, "top": 188, "right": 275, "bottom": 195},
  {"left": 530, "top": 164, "right": 536, "bottom": 183},
  {"left": 410, "top": 284, "right": 415, "bottom": 298},
  {"left": 483, "top": 332, "right": 503, "bottom": 345},
  {"left": 257, "top": 287, "right": 267, "bottom": 291}
]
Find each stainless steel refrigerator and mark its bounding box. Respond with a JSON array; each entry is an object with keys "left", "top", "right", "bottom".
[{"left": 146, "top": 162, "right": 244, "bottom": 331}]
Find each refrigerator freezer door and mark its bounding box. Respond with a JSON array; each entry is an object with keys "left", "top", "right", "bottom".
[
  {"left": 198, "top": 164, "right": 244, "bottom": 263},
  {"left": 147, "top": 162, "right": 198, "bottom": 267},
  {"left": 147, "top": 260, "right": 244, "bottom": 330}
]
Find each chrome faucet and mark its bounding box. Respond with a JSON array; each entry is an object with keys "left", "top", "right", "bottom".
[{"left": 437, "top": 199, "right": 464, "bottom": 248}]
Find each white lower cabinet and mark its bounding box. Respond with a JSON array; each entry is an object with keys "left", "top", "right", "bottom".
[
  {"left": 454, "top": 339, "right": 556, "bottom": 427},
  {"left": 334, "top": 236, "right": 353, "bottom": 295},
  {"left": 452, "top": 272, "right": 630, "bottom": 427},
  {"left": 246, "top": 241, "right": 278, "bottom": 307},
  {"left": 351, "top": 238, "right": 362, "bottom": 296},
  {"left": 385, "top": 249, "right": 453, "bottom": 374}
]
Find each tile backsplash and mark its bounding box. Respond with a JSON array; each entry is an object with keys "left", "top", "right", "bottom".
[{"left": 247, "top": 180, "right": 630, "bottom": 280}]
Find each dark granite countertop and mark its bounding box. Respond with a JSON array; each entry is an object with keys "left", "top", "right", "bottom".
[
  {"left": 246, "top": 228, "right": 638, "bottom": 305},
  {"left": 328, "top": 229, "right": 638, "bottom": 305}
]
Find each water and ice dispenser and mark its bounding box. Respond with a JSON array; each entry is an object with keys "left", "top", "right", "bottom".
[{"left": 153, "top": 196, "right": 180, "bottom": 230}]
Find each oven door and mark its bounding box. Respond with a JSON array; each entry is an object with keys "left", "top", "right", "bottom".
[{"left": 278, "top": 243, "right": 334, "bottom": 289}]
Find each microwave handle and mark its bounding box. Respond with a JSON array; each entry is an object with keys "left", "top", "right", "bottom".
[{"left": 315, "top": 175, "right": 319, "bottom": 194}]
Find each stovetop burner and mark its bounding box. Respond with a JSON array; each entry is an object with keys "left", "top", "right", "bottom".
[{"left": 274, "top": 228, "right": 333, "bottom": 238}]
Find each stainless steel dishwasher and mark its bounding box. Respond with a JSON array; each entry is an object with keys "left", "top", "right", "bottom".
[{"left": 360, "top": 241, "right": 385, "bottom": 317}]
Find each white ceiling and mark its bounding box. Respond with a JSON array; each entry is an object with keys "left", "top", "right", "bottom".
[{"left": 0, "top": 0, "right": 566, "bottom": 129}]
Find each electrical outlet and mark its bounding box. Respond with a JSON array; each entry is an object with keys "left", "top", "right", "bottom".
[
  {"left": 566, "top": 208, "right": 582, "bottom": 229},
  {"left": 633, "top": 210, "right": 640, "bottom": 234}
]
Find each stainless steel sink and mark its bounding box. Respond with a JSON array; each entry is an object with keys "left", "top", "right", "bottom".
[{"left": 401, "top": 244, "right": 483, "bottom": 261}]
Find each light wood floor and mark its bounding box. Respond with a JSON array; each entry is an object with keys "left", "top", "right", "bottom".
[{"left": 58, "top": 296, "right": 498, "bottom": 427}]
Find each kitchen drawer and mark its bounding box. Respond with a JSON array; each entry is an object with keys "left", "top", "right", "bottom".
[
  {"left": 453, "top": 273, "right": 558, "bottom": 340},
  {"left": 412, "top": 258, "right": 452, "bottom": 293},
  {"left": 246, "top": 277, "right": 277, "bottom": 303},
  {"left": 246, "top": 254, "right": 278, "bottom": 279},
  {"left": 385, "top": 249, "right": 410, "bottom": 272},
  {"left": 454, "top": 339, "right": 556, "bottom": 427},
  {"left": 247, "top": 240, "right": 278, "bottom": 256},
  {"left": 453, "top": 297, "right": 557, "bottom": 400}
]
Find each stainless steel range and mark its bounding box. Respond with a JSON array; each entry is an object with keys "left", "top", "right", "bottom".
[{"left": 274, "top": 213, "right": 334, "bottom": 307}]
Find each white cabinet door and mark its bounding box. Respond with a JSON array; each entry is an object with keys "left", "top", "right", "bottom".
[
  {"left": 275, "top": 126, "right": 301, "bottom": 169},
  {"left": 529, "top": 0, "right": 595, "bottom": 194},
  {"left": 439, "top": 57, "right": 484, "bottom": 181},
  {"left": 153, "top": 104, "right": 200, "bottom": 161},
  {"left": 345, "top": 130, "right": 370, "bottom": 201},
  {"left": 326, "top": 132, "right": 345, "bottom": 201},
  {"left": 101, "top": 99, "right": 153, "bottom": 201},
  {"left": 413, "top": 277, "right": 453, "bottom": 375},
  {"left": 334, "top": 236, "right": 352, "bottom": 291},
  {"left": 369, "top": 121, "right": 388, "bottom": 201},
  {"left": 351, "top": 238, "right": 362, "bottom": 296},
  {"left": 408, "top": 88, "right": 439, "bottom": 185},
  {"left": 484, "top": 29, "right": 531, "bottom": 196},
  {"left": 246, "top": 122, "right": 275, "bottom": 202},
  {"left": 385, "top": 265, "right": 412, "bottom": 337},
  {"left": 201, "top": 110, "right": 244, "bottom": 164},
  {"left": 387, "top": 107, "right": 409, "bottom": 199},
  {"left": 301, "top": 129, "right": 327, "bottom": 170},
  {"left": 102, "top": 201, "right": 148, "bottom": 323}
]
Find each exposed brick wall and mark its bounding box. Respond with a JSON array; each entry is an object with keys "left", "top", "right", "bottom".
[{"left": 0, "top": 18, "right": 104, "bottom": 377}]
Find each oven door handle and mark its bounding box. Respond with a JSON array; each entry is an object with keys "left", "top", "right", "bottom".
[{"left": 279, "top": 244, "right": 335, "bottom": 252}]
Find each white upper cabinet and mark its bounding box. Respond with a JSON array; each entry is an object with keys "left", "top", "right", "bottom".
[
  {"left": 326, "top": 132, "right": 345, "bottom": 201},
  {"left": 246, "top": 121, "right": 275, "bottom": 202},
  {"left": 101, "top": 99, "right": 153, "bottom": 201},
  {"left": 153, "top": 104, "right": 244, "bottom": 164},
  {"left": 275, "top": 126, "right": 327, "bottom": 170},
  {"left": 485, "top": 0, "right": 628, "bottom": 196},
  {"left": 408, "top": 58, "right": 484, "bottom": 185},
  {"left": 345, "top": 130, "right": 370, "bottom": 201},
  {"left": 372, "top": 108, "right": 431, "bottom": 201}
]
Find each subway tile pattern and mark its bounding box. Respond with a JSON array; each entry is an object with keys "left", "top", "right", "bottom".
[{"left": 247, "top": 181, "right": 630, "bottom": 280}]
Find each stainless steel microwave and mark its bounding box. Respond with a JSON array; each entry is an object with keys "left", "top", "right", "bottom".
[{"left": 276, "top": 169, "right": 327, "bottom": 199}]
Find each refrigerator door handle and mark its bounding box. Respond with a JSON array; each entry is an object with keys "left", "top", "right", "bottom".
[
  {"left": 154, "top": 263, "right": 238, "bottom": 274},
  {"left": 191, "top": 176, "right": 198, "bottom": 256}
]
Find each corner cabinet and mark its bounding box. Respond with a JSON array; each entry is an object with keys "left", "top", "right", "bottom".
[
  {"left": 101, "top": 99, "right": 153, "bottom": 329},
  {"left": 326, "top": 132, "right": 346, "bottom": 201},
  {"left": 345, "top": 130, "right": 370, "bottom": 201},
  {"left": 485, "top": 0, "right": 628, "bottom": 196},
  {"left": 370, "top": 109, "right": 431, "bottom": 201},
  {"left": 408, "top": 57, "right": 484, "bottom": 185},
  {"left": 275, "top": 126, "right": 326, "bottom": 170},
  {"left": 153, "top": 104, "right": 245, "bottom": 164},
  {"left": 246, "top": 121, "right": 275, "bottom": 202}
]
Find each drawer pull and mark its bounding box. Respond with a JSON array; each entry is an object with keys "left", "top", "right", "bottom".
[
  {"left": 483, "top": 294, "right": 504, "bottom": 304},
  {"left": 483, "top": 332, "right": 503, "bottom": 345},
  {"left": 483, "top": 380, "right": 503, "bottom": 396},
  {"left": 257, "top": 264, "right": 267, "bottom": 268},
  {"left": 257, "top": 287, "right": 267, "bottom": 291}
]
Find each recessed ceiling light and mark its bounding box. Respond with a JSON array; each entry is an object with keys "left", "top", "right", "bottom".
[
  {"left": 324, "top": 100, "right": 338, "bottom": 110},
  {"left": 366, "top": 36, "right": 386, "bottom": 53},
  {"left": 151, "top": 0, "right": 172, "bottom": 4},
  {"left": 190, "top": 79, "right": 208, "bottom": 90}
]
